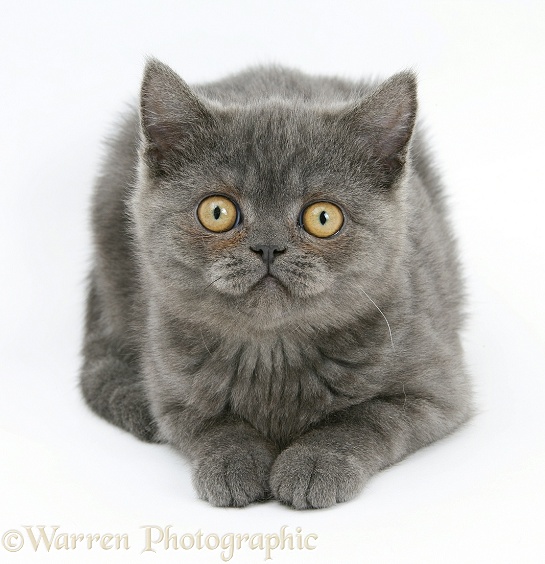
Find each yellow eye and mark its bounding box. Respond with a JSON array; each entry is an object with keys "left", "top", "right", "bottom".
[
  {"left": 197, "top": 195, "right": 239, "bottom": 233},
  {"left": 301, "top": 201, "right": 344, "bottom": 238}
]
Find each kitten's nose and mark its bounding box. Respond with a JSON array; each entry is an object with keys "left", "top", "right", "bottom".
[{"left": 250, "top": 244, "right": 286, "bottom": 267}]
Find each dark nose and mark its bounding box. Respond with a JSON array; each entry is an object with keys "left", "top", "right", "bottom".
[{"left": 250, "top": 244, "right": 286, "bottom": 267}]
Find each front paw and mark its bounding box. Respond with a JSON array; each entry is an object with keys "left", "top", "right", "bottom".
[
  {"left": 193, "top": 444, "right": 275, "bottom": 507},
  {"left": 270, "top": 445, "right": 365, "bottom": 509}
]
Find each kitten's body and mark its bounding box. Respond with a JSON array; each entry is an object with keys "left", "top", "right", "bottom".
[{"left": 81, "top": 61, "right": 471, "bottom": 509}]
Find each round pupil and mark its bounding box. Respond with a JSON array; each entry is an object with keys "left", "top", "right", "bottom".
[
  {"left": 213, "top": 206, "right": 221, "bottom": 220},
  {"left": 319, "top": 210, "right": 329, "bottom": 225}
]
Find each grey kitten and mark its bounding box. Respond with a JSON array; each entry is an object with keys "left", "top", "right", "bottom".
[{"left": 80, "top": 58, "right": 472, "bottom": 509}]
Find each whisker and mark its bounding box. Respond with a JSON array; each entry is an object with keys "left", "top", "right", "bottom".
[
  {"left": 360, "top": 288, "right": 395, "bottom": 351},
  {"left": 199, "top": 328, "right": 212, "bottom": 357},
  {"left": 204, "top": 276, "right": 222, "bottom": 291}
]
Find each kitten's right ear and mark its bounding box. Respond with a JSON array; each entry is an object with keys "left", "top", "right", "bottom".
[
  {"left": 339, "top": 71, "right": 418, "bottom": 186},
  {"left": 140, "top": 58, "right": 215, "bottom": 169}
]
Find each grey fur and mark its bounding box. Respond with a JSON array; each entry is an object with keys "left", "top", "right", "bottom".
[{"left": 80, "top": 59, "right": 472, "bottom": 509}]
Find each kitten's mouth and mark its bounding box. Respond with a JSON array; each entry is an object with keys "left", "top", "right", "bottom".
[{"left": 254, "top": 274, "right": 287, "bottom": 292}]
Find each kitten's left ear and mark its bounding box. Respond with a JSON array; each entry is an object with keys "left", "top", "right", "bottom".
[
  {"left": 341, "top": 71, "right": 417, "bottom": 178},
  {"left": 140, "top": 58, "right": 216, "bottom": 170}
]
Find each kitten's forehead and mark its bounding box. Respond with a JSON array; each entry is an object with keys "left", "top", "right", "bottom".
[{"left": 215, "top": 103, "right": 351, "bottom": 204}]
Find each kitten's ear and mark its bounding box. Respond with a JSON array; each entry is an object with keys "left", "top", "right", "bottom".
[
  {"left": 140, "top": 58, "right": 215, "bottom": 169},
  {"left": 341, "top": 71, "right": 417, "bottom": 181}
]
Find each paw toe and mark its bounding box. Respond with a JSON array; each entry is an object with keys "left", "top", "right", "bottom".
[{"left": 271, "top": 446, "right": 364, "bottom": 509}]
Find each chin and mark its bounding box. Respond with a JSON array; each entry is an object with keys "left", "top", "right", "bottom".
[
  {"left": 223, "top": 280, "right": 296, "bottom": 326},
  {"left": 211, "top": 273, "right": 327, "bottom": 326}
]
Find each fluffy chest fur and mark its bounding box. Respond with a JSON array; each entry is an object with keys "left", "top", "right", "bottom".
[
  {"left": 192, "top": 341, "right": 357, "bottom": 443},
  {"left": 149, "top": 310, "right": 396, "bottom": 447}
]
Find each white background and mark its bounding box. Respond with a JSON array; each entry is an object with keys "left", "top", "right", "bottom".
[{"left": 1, "top": 1, "right": 544, "bottom": 562}]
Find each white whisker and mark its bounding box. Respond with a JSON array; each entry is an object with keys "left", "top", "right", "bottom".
[
  {"left": 199, "top": 328, "right": 212, "bottom": 356},
  {"left": 361, "top": 288, "right": 395, "bottom": 351}
]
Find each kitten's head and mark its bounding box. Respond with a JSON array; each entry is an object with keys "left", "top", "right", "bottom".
[{"left": 131, "top": 59, "right": 417, "bottom": 332}]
